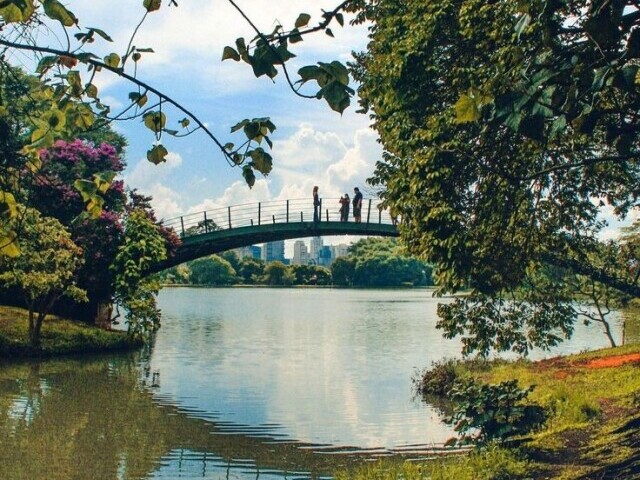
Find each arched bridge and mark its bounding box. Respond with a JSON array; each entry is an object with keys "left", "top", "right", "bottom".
[{"left": 154, "top": 197, "right": 399, "bottom": 271}]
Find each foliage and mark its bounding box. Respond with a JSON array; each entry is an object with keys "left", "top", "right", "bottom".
[
  {"left": 111, "top": 208, "right": 167, "bottom": 338},
  {"left": 445, "top": 379, "right": 546, "bottom": 446},
  {"left": 262, "top": 261, "right": 295, "bottom": 286},
  {"left": 290, "top": 263, "right": 331, "bottom": 285},
  {"left": 330, "top": 256, "right": 355, "bottom": 286},
  {"left": 334, "top": 445, "right": 530, "bottom": 480},
  {"left": 0, "top": 207, "right": 87, "bottom": 345},
  {"left": 413, "top": 358, "right": 464, "bottom": 397},
  {"left": 189, "top": 255, "right": 238, "bottom": 285},
  {"left": 351, "top": 0, "right": 640, "bottom": 354},
  {"left": 0, "top": 305, "right": 141, "bottom": 356},
  {"left": 238, "top": 256, "right": 266, "bottom": 284},
  {"left": 348, "top": 238, "right": 432, "bottom": 287}
]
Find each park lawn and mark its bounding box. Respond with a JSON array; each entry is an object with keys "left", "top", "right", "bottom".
[
  {"left": 336, "top": 343, "right": 640, "bottom": 480},
  {"left": 0, "top": 305, "right": 142, "bottom": 357}
]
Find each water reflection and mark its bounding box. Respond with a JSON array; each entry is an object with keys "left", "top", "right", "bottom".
[
  {"left": 0, "top": 287, "right": 632, "bottom": 480},
  {"left": 0, "top": 354, "right": 378, "bottom": 479}
]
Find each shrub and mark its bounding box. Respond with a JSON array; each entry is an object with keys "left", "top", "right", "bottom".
[
  {"left": 413, "top": 358, "right": 462, "bottom": 397},
  {"left": 445, "top": 378, "right": 546, "bottom": 446}
]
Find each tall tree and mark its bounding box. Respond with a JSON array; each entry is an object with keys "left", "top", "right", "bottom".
[{"left": 349, "top": 0, "right": 640, "bottom": 354}]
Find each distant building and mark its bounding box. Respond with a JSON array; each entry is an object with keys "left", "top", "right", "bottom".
[
  {"left": 318, "top": 245, "right": 334, "bottom": 267},
  {"left": 332, "top": 243, "right": 349, "bottom": 259},
  {"left": 309, "top": 236, "right": 323, "bottom": 263},
  {"left": 234, "top": 245, "right": 261, "bottom": 259},
  {"left": 262, "top": 240, "right": 285, "bottom": 262},
  {"left": 292, "top": 240, "right": 310, "bottom": 265}
]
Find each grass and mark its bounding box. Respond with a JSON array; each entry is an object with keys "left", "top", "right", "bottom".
[
  {"left": 337, "top": 342, "right": 640, "bottom": 479},
  {"left": 0, "top": 305, "right": 142, "bottom": 357}
]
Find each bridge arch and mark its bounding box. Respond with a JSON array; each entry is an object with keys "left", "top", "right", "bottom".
[{"left": 153, "top": 198, "right": 399, "bottom": 271}]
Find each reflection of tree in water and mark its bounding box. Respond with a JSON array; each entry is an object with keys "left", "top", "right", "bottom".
[{"left": 0, "top": 353, "right": 388, "bottom": 480}]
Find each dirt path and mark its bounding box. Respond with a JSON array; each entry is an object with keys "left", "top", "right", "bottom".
[{"left": 581, "top": 352, "right": 640, "bottom": 369}]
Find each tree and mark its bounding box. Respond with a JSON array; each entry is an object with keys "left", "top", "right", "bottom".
[
  {"left": 188, "top": 255, "right": 238, "bottom": 285},
  {"left": 111, "top": 208, "right": 167, "bottom": 338},
  {"left": 239, "top": 257, "right": 265, "bottom": 284},
  {"left": 331, "top": 257, "right": 355, "bottom": 286},
  {"left": 350, "top": 0, "right": 640, "bottom": 354},
  {"left": 0, "top": 207, "right": 87, "bottom": 345},
  {"left": 262, "top": 261, "right": 294, "bottom": 286}
]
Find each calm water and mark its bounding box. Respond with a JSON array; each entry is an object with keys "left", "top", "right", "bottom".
[{"left": 0, "top": 287, "right": 629, "bottom": 479}]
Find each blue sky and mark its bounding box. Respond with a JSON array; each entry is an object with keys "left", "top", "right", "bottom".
[
  {"left": 42, "top": 1, "right": 383, "bottom": 232},
  {"left": 9, "top": 1, "right": 631, "bottom": 244}
]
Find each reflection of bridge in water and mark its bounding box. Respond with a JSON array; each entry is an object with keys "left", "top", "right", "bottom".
[{"left": 156, "top": 198, "right": 399, "bottom": 270}]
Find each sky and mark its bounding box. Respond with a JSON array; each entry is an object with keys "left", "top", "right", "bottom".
[
  {"left": 30, "top": 0, "right": 382, "bottom": 251},
  {"left": 9, "top": 1, "right": 633, "bottom": 246}
]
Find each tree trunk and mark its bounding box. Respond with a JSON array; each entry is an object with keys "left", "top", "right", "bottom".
[
  {"left": 94, "top": 301, "right": 113, "bottom": 329},
  {"left": 27, "top": 307, "right": 38, "bottom": 346}
]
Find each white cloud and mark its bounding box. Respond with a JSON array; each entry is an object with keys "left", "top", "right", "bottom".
[
  {"left": 188, "top": 179, "right": 273, "bottom": 214},
  {"left": 125, "top": 151, "right": 183, "bottom": 187},
  {"left": 274, "top": 123, "right": 347, "bottom": 169},
  {"left": 124, "top": 151, "right": 184, "bottom": 219}
]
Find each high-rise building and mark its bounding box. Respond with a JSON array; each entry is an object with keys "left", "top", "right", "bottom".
[
  {"left": 309, "top": 236, "right": 323, "bottom": 263},
  {"left": 234, "top": 245, "right": 262, "bottom": 259},
  {"left": 318, "top": 245, "right": 334, "bottom": 267},
  {"left": 332, "top": 243, "right": 350, "bottom": 259},
  {"left": 292, "top": 240, "right": 310, "bottom": 265},
  {"left": 262, "top": 240, "right": 285, "bottom": 262}
]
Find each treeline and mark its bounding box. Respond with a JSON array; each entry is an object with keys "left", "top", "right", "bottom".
[{"left": 159, "top": 238, "right": 433, "bottom": 287}]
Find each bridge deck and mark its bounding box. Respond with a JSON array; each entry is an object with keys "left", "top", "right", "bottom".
[{"left": 155, "top": 198, "right": 398, "bottom": 271}]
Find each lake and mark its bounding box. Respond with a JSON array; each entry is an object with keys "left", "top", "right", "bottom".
[{"left": 0, "top": 287, "right": 629, "bottom": 479}]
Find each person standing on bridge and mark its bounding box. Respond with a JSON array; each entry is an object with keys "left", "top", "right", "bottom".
[
  {"left": 353, "top": 187, "right": 363, "bottom": 223},
  {"left": 313, "top": 185, "right": 321, "bottom": 223},
  {"left": 340, "top": 193, "right": 350, "bottom": 222}
]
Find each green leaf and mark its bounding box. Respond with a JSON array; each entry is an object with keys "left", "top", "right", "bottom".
[
  {"left": 613, "top": 65, "right": 638, "bottom": 92},
  {"left": 147, "top": 144, "right": 169, "bottom": 164},
  {"left": 249, "top": 148, "right": 273, "bottom": 175},
  {"left": 289, "top": 28, "right": 303, "bottom": 44},
  {"left": 230, "top": 119, "right": 250, "bottom": 133},
  {"left": 295, "top": 13, "right": 311, "bottom": 28},
  {"left": 93, "top": 172, "right": 116, "bottom": 194},
  {"left": 42, "top": 109, "right": 66, "bottom": 131},
  {"left": 0, "top": 0, "right": 35, "bottom": 23},
  {"left": 318, "top": 80, "right": 352, "bottom": 113},
  {"left": 179, "top": 118, "right": 190, "bottom": 128},
  {"left": 335, "top": 13, "right": 344, "bottom": 26},
  {"left": 129, "top": 92, "right": 148, "bottom": 107},
  {"left": 42, "top": 0, "right": 77, "bottom": 26},
  {"left": 36, "top": 55, "right": 59, "bottom": 74},
  {"left": 73, "top": 104, "right": 95, "bottom": 130},
  {"left": 242, "top": 165, "right": 256, "bottom": 188},
  {"left": 454, "top": 95, "right": 480, "bottom": 123},
  {"left": 325, "top": 28, "right": 334, "bottom": 37},
  {"left": 143, "top": 0, "right": 161, "bottom": 12},
  {"left": 143, "top": 111, "right": 166, "bottom": 133},
  {"left": 0, "top": 190, "right": 18, "bottom": 219},
  {"left": 87, "top": 27, "right": 113, "bottom": 42},
  {"left": 104, "top": 53, "right": 121, "bottom": 68},
  {"left": 85, "top": 83, "right": 98, "bottom": 99},
  {"left": 222, "top": 46, "right": 241, "bottom": 62}
]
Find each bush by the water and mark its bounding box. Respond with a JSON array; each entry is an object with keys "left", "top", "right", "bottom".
[
  {"left": 445, "top": 379, "right": 546, "bottom": 446},
  {"left": 413, "top": 358, "right": 464, "bottom": 397}
]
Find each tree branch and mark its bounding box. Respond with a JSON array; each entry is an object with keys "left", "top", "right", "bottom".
[
  {"left": 542, "top": 252, "right": 640, "bottom": 298},
  {"left": 0, "top": 38, "right": 236, "bottom": 166}
]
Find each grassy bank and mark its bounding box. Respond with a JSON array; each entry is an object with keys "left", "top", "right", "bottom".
[
  {"left": 337, "top": 343, "right": 640, "bottom": 479},
  {"left": 0, "top": 306, "right": 142, "bottom": 357}
]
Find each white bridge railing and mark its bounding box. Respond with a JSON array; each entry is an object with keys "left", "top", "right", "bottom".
[{"left": 161, "top": 197, "right": 398, "bottom": 239}]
